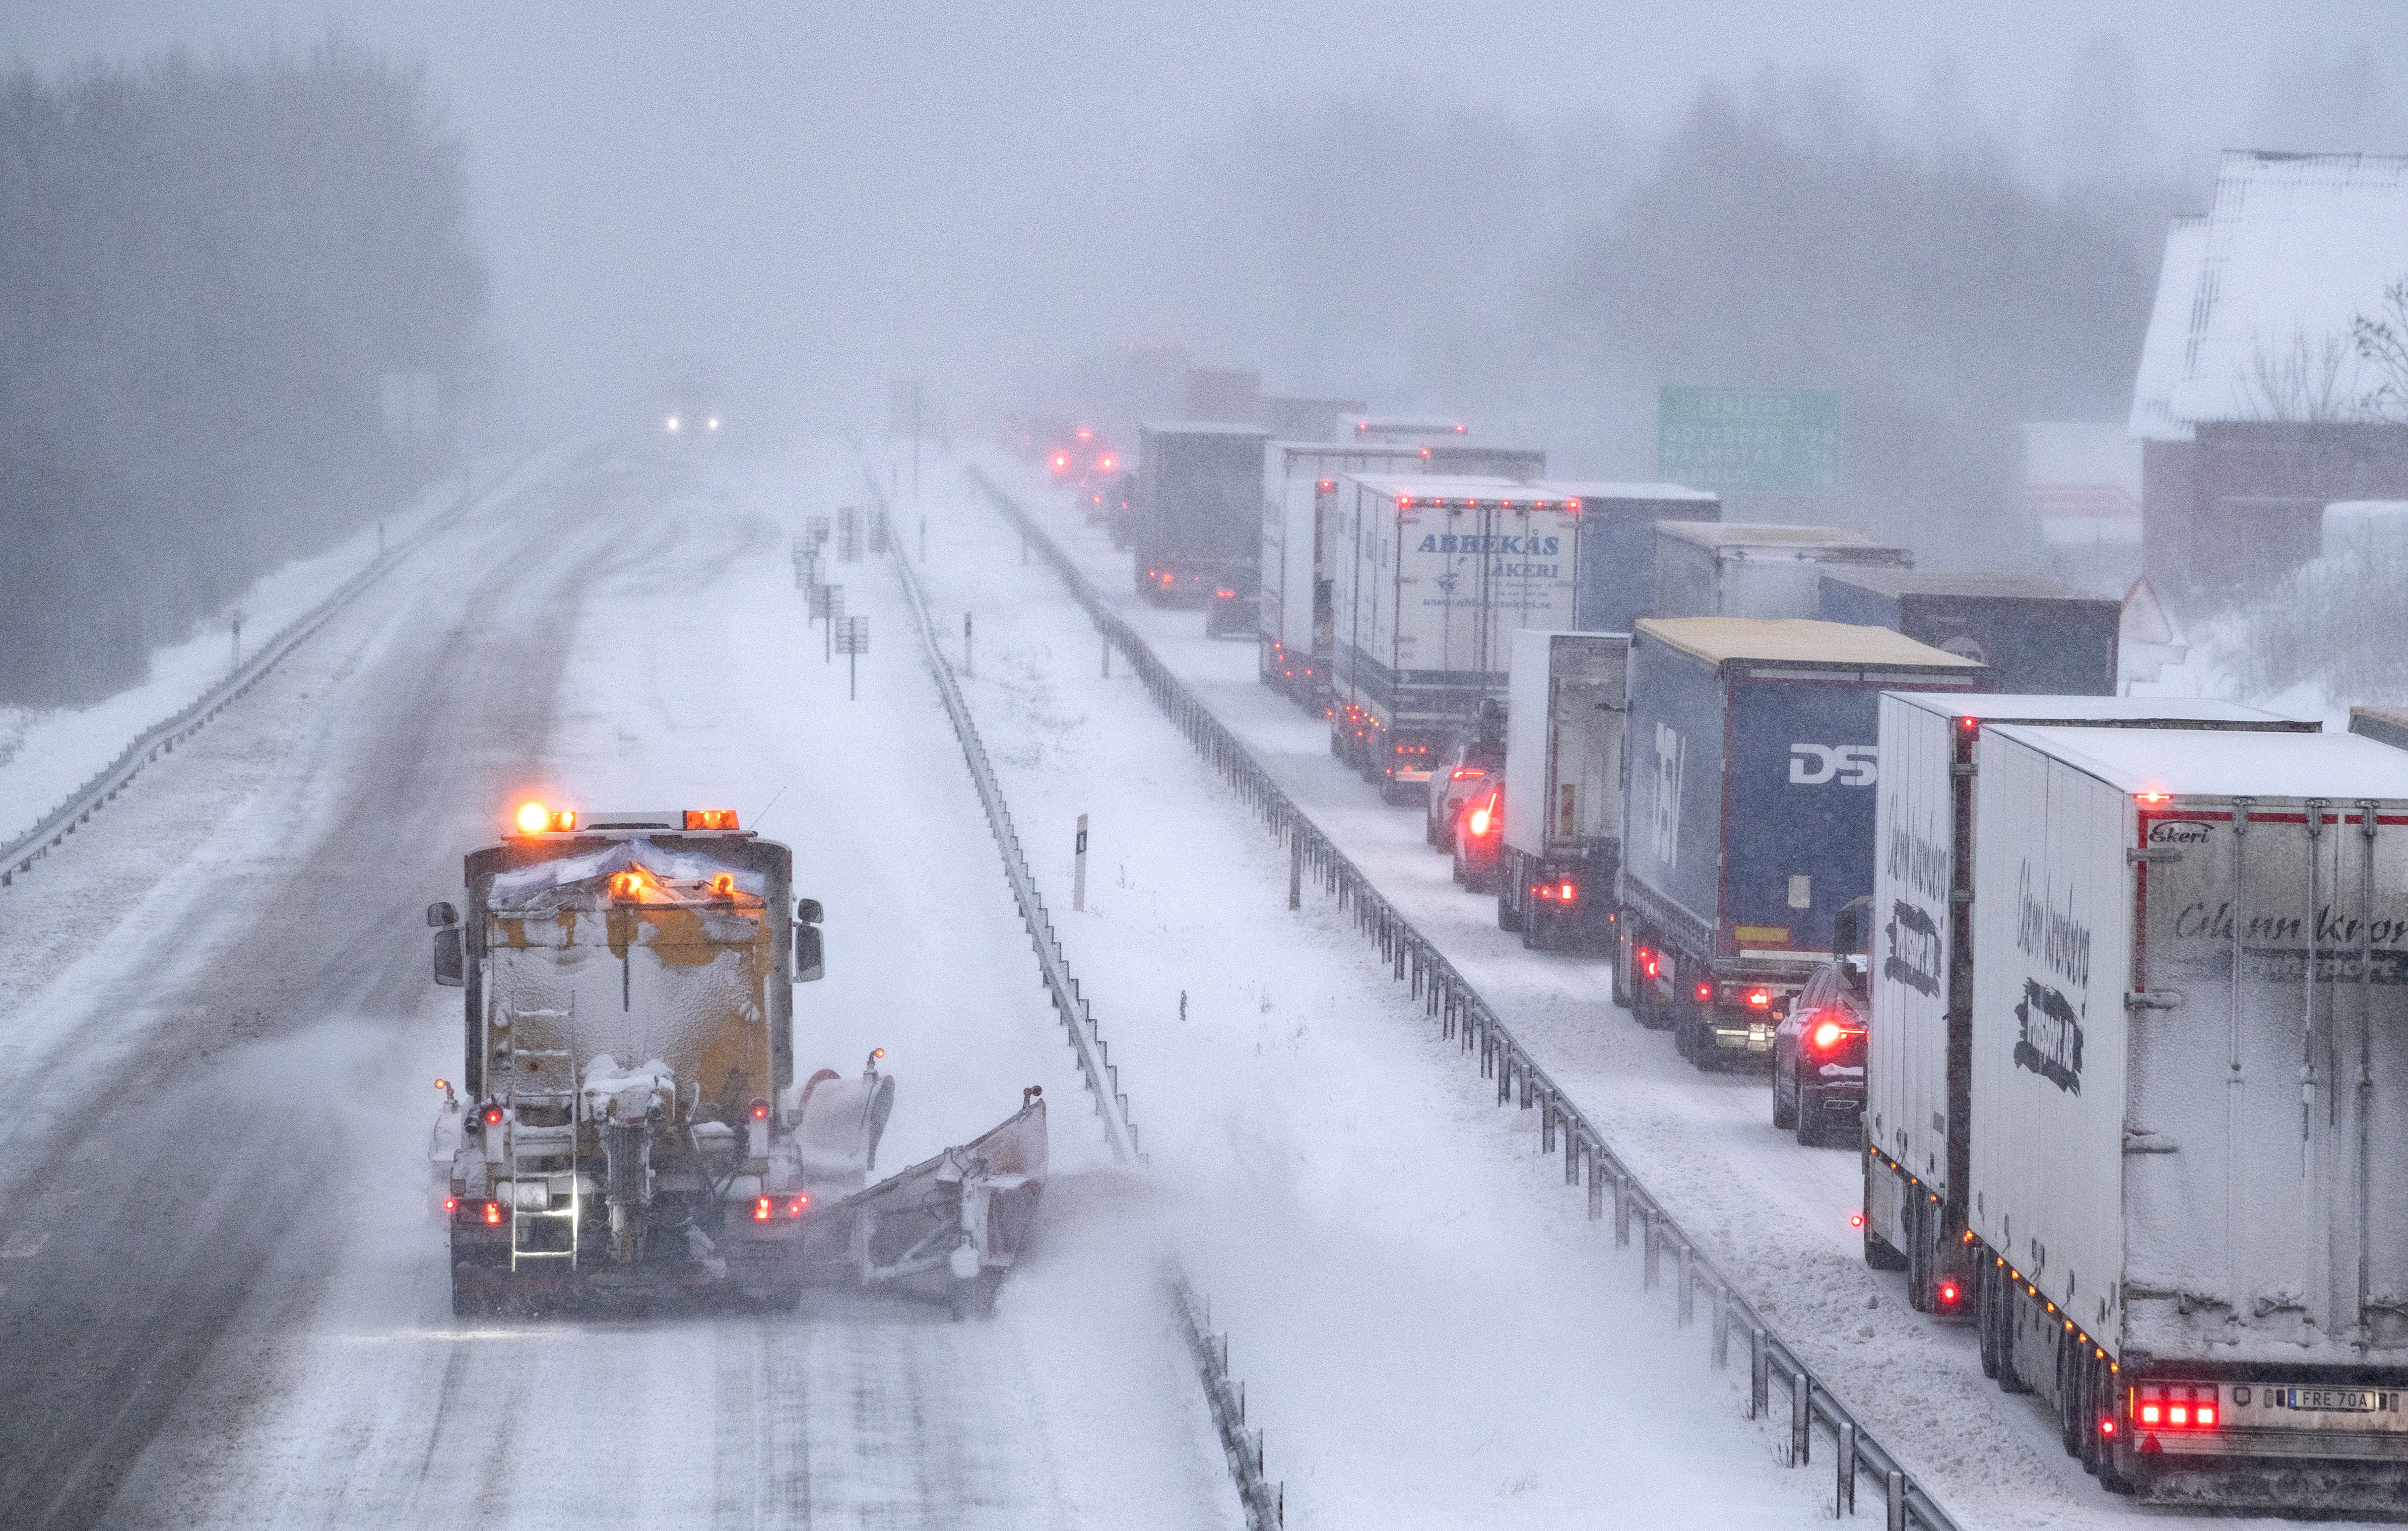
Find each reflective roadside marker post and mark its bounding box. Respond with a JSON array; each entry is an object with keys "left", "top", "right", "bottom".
[
  {"left": 1067, "top": 811, "right": 1092, "bottom": 912},
  {"left": 229, "top": 609, "right": 244, "bottom": 672},
  {"left": 1101, "top": 633, "right": 1111, "bottom": 679},
  {"left": 825, "top": 587, "right": 844, "bottom": 664},
  {"left": 964, "top": 613, "right": 973, "bottom": 679}
]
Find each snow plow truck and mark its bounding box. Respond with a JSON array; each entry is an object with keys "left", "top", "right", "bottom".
[{"left": 426, "top": 803, "right": 1045, "bottom": 1317}]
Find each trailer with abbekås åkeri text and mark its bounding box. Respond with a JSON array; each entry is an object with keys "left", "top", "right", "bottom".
[
  {"left": 1258, "top": 437, "right": 1544, "bottom": 706},
  {"left": 1328, "top": 474, "right": 1583, "bottom": 802}
]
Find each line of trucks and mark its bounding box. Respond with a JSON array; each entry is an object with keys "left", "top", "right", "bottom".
[{"left": 1071, "top": 414, "right": 2408, "bottom": 1510}]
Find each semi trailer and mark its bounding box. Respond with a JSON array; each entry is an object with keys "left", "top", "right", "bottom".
[
  {"left": 1543, "top": 481, "right": 1720, "bottom": 631},
  {"left": 1818, "top": 570, "right": 2122, "bottom": 695},
  {"left": 1864, "top": 695, "right": 2317, "bottom": 1327},
  {"left": 1613, "top": 619, "right": 1987, "bottom": 1068},
  {"left": 1651, "top": 523, "right": 1911, "bottom": 620},
  {"left": 1328, "top": 475, "right": 1584, "bottom": 802},
  {"left": 428, "top": 803, "right": 1044, "bottom": 1317},
  {"left": 1497, "top": 630, "right": 1628, "bottom": 950},
  {"left": 1258, "top": 439, "right": 1545, "bottom": 705},
  {"left": 1134, "top": 422, "right": 1272, "bottom": 606},
  {"left": 1963, "top": 725, "right": 2408, "bottom": 1510}
]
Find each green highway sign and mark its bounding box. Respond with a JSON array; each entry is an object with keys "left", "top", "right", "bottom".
[{"left": 1657, "top": 386, "right": 1842, "bottom": 493}]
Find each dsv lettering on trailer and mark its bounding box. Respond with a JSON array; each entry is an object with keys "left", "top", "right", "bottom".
[
  {"left": 2014, "top": 859, "right": 2091, "bottom": 990},
  {"left": 1790, "top": 743, "right": 1877, "bottom": 786},
  {"left": 1414, "top": 534, "right": 1563, "bottom": 557},
  {"left": 1884, "top": 900, "right": 1942, "bottom": 998},
  {"left": 2013, "top": 977, "right": 2084, "bottom": 1094}
]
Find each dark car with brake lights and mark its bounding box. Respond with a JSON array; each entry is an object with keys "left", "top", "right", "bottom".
[{"left": 1772, "top": 904, "right": 1870, "bottom": 1145}]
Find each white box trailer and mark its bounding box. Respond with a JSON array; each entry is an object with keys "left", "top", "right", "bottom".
[
  {"left": 1329, "top": 475, "right": 1582, "bottom": 801},
  {"left": 1653, "top": 522, "right": 1911, "bottom": 619},
  {"left": 1865, "top": 695, "right": 2317, "bottom": 1322},
  {"left": 1259, "top": 440, "right": 1543, "bottom": 704},
  {"left": 1966, "top": 724, "right": 2408, "bottom": 1509},
  {"left": 1499, "top": 630, "right": 1629, "bottom": 950}
]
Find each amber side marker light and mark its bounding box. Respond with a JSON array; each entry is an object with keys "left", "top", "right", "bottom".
[{"left": 684, "top": 809, "right": 739, "bottom": 830}]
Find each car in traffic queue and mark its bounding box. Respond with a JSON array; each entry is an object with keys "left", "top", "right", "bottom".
[
  {"left": 1771, "top": 904, "right": 1871, "bottom": 1146},
  {"left": 1424, "top": 728, "right": 1504, "bottom": 849},
  {"left": 1452, "top": 782, "right": 1504, "bottom": 893}
]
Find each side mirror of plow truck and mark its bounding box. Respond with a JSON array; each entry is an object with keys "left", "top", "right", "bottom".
[{"left": 794, "top": 898, "right": 824, "bottom": 983}]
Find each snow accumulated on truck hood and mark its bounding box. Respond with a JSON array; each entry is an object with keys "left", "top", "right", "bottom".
[
  {"left": 486, "top": 838, "right": 767, "bottom": 911},
  {"left": 1989, "top": 723, "right": 2408, "bottom": 800}
]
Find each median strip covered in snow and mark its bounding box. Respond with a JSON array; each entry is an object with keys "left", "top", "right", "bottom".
[
  {"left": 869, "top": 465, "right": 1285, "bottom": 1530},
  {"left": 966, "top": 461, "right": 1962, "bottom": 1531}
]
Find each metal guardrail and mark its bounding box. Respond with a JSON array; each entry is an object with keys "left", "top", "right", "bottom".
[
  {"left": 866, "top": 469, "right": 1143, "bottom": 1166},
  {"left": 865, "top": 465, "right": 1286, "bottom": 1528},
  {"left": 2, "top": 454, "right": 543, "bottom": 888},
  {"left": 967, "top": 461, "right": 1959, "bottom": 1531}
]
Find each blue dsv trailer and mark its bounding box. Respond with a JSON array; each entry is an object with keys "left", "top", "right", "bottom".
[{"left": 1614, "top": 617, "right": 1989, "bottom": 1069}]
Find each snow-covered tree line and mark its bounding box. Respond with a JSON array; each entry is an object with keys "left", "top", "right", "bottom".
[{"left": 0, "top": 42, "right": 485, "bottom": 706}]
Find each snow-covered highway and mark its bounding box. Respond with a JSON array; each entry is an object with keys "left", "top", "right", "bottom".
[{"left": 0, "top": 446, "right": 1227, "bottom": 1530}]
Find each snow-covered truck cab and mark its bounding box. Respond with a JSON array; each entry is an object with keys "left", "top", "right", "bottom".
[{"left": 426, "top": 804, "right": 867, "bottom": 1314}]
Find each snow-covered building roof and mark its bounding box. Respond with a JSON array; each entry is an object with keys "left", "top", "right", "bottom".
[
  {"left": 2130, "top": 217, "right": 2209, "bottom": 442},
  {"left": 2131, "top": 152, "right": 2408, "bottom": 439}
]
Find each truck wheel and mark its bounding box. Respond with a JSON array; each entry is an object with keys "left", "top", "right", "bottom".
[
  {"left": 1610, "top": 932, "right": 1633, "bottom": 1008},
  {"left": 1498, "top": 878, "right": 1524, "bottom": 933},
  {"left": 1994, "top": 1272, "right": 2032, "bottom": 1395},
  {"left": 1330, "top": 728, "right": 1344, "bottom": 760},
  {"left": 1904, "top": 1195, "right": 1933, "bottom": 1313},
  {"left": 1976, "top": 1262, "right": 2003, "bottom": 1379},
  {"left": 2056, "top": 1331, "right": 2084, "bottom": 1455}
]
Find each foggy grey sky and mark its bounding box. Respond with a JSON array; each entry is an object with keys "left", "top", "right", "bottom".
[{"left": 10, "top": 2, "right": 2408, "bottom": 432}]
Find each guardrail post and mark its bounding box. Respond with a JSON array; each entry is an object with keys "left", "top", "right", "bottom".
[
  {"left": 1837, "top": 1421, "right": 1857, "bottom": 1515},
  {"left": 1642, "top": 1210, "right": 1660, "bottom": 1290},
  {"left": 1712, "top": 1289, "right": 1730, "bottom": 1367},
  {"left": 1614, "top": 1173, "right": 1631, "bottom": 1246},
  {"left": 1676, "top": 1242, "right": 1694, "bottom": 1326},
  {"left": 1749, "top": 1327, "right": 1768, "bottom": 1418},
  {"left": 1885, "top": 1470, "right": 1906, "bottom": 1531},
  {"left": 1288, "top": 830, "right": 1303, "bottom": 910},
  {"left": 1791, "top": 1371, "right": 1812, "bottom": 1466},
  {"left": 1587, "top": 1149, "right": 1604, "bottom": 1220}
]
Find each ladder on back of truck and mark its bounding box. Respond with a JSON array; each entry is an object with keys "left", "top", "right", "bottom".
[{"left": 501, "top": 1002, "right": 581, "bottom": 1271}]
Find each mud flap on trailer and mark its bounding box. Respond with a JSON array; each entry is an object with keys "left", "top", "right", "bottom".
[
  {"left": 820, "top": 1094, "right": 1048, "bottom": 1316},
  {"left": 1863, "top": 1150, "right": 1910, "bottom": 1271}
]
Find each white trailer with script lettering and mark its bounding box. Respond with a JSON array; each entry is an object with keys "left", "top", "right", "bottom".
[
  {"left": 1961, "top": 724, "right": 2408, "bottom": 1510},
  {"left": 1864, "top": 695, "right": 2313, "bottom": 1322}
]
